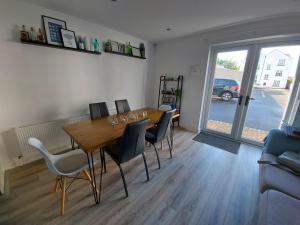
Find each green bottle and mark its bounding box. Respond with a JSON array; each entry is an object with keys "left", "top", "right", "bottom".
[{"left": 128, "top": 42, "right": 132, "bottom": 55}]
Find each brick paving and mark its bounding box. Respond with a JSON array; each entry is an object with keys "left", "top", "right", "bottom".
[{"left": 207, "top": 120, "right": 268, "bottom": 142}]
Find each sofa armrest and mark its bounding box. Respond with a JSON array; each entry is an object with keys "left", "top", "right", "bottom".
[{"left": 263, "top": 129, "right": 300, "bottom": 156}]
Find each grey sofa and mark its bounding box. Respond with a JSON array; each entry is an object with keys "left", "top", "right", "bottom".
[{"left": 259, "top": 129, "right": 300, "bottom": 225}]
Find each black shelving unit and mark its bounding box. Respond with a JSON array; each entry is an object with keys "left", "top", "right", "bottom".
[
  {"left": 21, "top": 40, "right": 101, "bottom": 55},
  {"left": 104, "top": 49, "right": 146, "bottom": 59},
  {"left": 157, "top": 75, "right": 183, "bottom": 126}
]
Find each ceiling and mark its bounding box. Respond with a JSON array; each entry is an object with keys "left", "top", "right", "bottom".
[{"left": 23, "top": 0, "right": 300, "bottom": 42}]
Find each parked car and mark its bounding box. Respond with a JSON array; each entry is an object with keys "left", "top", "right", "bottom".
[{"left": 213, "top": 78, "right": 240, "bottom": 101}]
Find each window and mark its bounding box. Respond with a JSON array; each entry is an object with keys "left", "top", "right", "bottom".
[
  {"left": 214, "top": 79, "right": 225, "bottom": 85},
  {"left": 266, "top": 64, "right": 271, "bottom": 70},
  {"left": 275, "top": 70, "right": 283, "bottom": 77},
  {"left": 264, "top": 74, "right": 269, "bottom": 80},
  {"left": 278, "top": 59, "right": 285, "bottom": 66},
  {"left": 227, "top": 80, "right": 238, "bottom": 85},
  {"left": 273, "top": 80, "right": 281, "bottom": 87}
]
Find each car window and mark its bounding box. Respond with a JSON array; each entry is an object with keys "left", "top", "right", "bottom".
[
  {"left": 215, "top": 79, "right": 225, "bottom": 85},
  {"left": 228, "top": 80, "right": 238, "bottom": 85}
]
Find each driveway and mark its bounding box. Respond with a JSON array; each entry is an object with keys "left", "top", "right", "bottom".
[{"left": 208, "top": 88, "right": 290, "bottom": 131}]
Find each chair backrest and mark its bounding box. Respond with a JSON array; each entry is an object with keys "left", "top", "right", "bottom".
[
  {"left": 28, "top": 137, "right": 60, "bottom": 175},
  {"left": 165, "top": 109, "right": 176, "bottom": 136},
  {"left": 118, "top": 119, "right": 148, "bottom": 163},
  {"left": 155, "top": 110, "right": 174, "bottom": 142},
  {"left": 115, "top": 99, "right": 131, "bottom": 114},
  {"left": 159, "top": 104, "right": 172, "bottom": 111},
  {"left": 89, "top": 102, "right": 109, "bottom": 120}
]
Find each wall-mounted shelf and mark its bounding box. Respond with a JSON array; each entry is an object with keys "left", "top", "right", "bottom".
[
  {"left": 105, "top": 49, "right": 146, "bottom": 59},
  {"left": 21, "top": 40, "right": 101, "bottom": 55}
]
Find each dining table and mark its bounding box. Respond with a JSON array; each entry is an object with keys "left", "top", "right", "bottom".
[{"left": 63, "top": 107, "right": 177, "bottom": 204}]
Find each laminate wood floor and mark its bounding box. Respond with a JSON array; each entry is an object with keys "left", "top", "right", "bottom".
[{"left": 0, "top": 129, "right": 262, "bottom": 225}]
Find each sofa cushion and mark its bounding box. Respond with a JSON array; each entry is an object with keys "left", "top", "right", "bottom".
[
  {"left": 259, "top": 153, "right": 300, "bottom": 200},
  {"left": 278, "top": 151, "right": 300, "bottom": 173},
  {"left": 259, "top": 190, "right": 300, "bottom": 225}
]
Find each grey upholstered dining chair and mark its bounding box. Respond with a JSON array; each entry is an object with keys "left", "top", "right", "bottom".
[
  {"left": 28, "top": 137, "right": 97, "bottom": 216},
  {"left": 145, "top": 110, "right": 175, "bottom": 168},
  {"left": 89, "top": 102, "right": 110, "bottom": 120},
  {"left": 158, "top": 105, "right": 175, "bottom": 151},
  {"left": 103, "top": 119, "right": 149, "bottom": 198},
  {"left": 115, "top": 99, "right": 131, "bottom": 114},
  {"left": 89, "top": 102, "right": 109, "bottom": 173}
]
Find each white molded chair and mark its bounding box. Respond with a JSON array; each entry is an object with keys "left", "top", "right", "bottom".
[{"left": 28, "top": 137, "right": 96, "bottom": 216}]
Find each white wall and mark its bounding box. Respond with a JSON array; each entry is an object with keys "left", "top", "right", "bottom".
[
  {"left": 0, "top": 0, "right": 155, "bottom": 193},
  {"left": 154, "top": 14, "right": 300, "bottom": 132}
]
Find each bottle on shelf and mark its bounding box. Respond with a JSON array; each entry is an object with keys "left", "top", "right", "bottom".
[
  {"left": 29, "top": 27, "right": 37, "bottom": 41},
  {"left": 83, "top": 36, "right": 89, "bottom": 50},
  {"left": 37, "top": 28, "right": 45, "bottom": 43},
  {"left": 90, "top": 38, "right": 94, "bottom": 51},
  {"left": 77, "top": 36, "right": 85, "bottom": 50},
  {"left": 128, "top": 42, "right": 132, "bottom": 55},
  {"left": 93, "top": 38, "right": 100, "bottom": 52},
  {"left": 140, "top": 43, "right": 145, "bottom": 58},
  {"left": 20, "top": 25, "right": 29, "bottom": 41}
]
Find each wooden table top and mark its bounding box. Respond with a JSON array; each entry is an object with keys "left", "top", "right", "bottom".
[{"left": 63, "top": 107, "right": 167, "bottom": 152}]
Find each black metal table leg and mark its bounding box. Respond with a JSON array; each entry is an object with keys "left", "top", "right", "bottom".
[
  {"left": 100, "top": 149, "right": 107, "bottom": 173},
  {"left": 86, "top": 152, "right": 99, "bottom": 204},
  {"left": 71, "top": 138, "right": 75, "bottom": 150},
  {"left": 171, "top": 122, "right": 174, "bottom": 149},
  {"left": 98, "top": 150, "right": 104, "bottom": 203}
]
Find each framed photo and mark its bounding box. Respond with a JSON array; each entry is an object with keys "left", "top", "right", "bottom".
[
  {"left": 132, "top": 47, "right": 141, "bottom": 57},
  {"left": 42, "top": 15, "right": 67, "bottom": 46},
  {"left": 60, "top": 29, "right": 77, "bottom": 49},
  {"left": 111, "top": 41, "right": 119, "bottom": 52}
]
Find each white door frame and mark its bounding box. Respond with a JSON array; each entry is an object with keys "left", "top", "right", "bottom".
[{"left": 201, "top": 35, "right": 300, "bottom": 145}]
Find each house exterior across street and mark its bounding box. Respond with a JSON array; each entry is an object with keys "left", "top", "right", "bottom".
[{"left": 255, "top": 49, "right": 293, "bottom": 88}]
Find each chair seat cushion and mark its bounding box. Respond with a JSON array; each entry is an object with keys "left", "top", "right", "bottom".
[
  {"left": 55, "top": 149, "right": 88, "bottom": 174},
  {"left": 145, "top": 127, "right": 157, "bottom": 143},
  {"left": 259, "top": 153, "right": 300, "bottom": 200},
  {"left": 259, "top": 190, "right": 300, "bottom": 225}
]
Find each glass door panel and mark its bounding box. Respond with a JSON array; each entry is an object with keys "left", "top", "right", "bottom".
[
  {"left": 205, "top": 50, "right": 248, "bottom": 136},
  {"left": 241, "top": 45, "right": 300, "bottom": 143}
]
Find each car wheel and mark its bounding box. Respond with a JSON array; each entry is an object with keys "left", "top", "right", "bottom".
[{"left": 221, "top": 91, "right": 233, "bottom": 101}]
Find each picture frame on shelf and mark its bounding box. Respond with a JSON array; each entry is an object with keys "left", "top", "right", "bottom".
[
  {"left": 132, "top": 47, "right": 141, "bottom": 57},
  {"left": 42, "top": 15, "right": 67, "bottom": 46},
  {"left": 60, "top": 29, "right": 77, "bottom": 49},
  {"left": 111, "top": 41, "right": 119, "bottom": 52}
]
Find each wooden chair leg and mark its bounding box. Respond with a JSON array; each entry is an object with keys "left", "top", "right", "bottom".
[
  {"left": 60, "top": 176, "right": 66, "bottom": 216},
  {"left": 54, "top": 176, "right": 60, "bottom": 192},
  {"left": 160, "top": 141, "right": 163, "bottom": 150},
  {"left": 83, "top": 169, "right": 99, "bottom": 193}
]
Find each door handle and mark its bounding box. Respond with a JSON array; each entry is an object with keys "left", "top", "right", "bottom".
[
  {"left": 245, "top": 96, "right": 255, "bottom": 106},
  {"left": 238, "top": 95, "right": 243, "bottom": 105}
]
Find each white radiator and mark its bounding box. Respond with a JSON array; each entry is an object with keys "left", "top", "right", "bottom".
[{"left": 15, "top": 114, "right": 89, "bottom": 165}]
